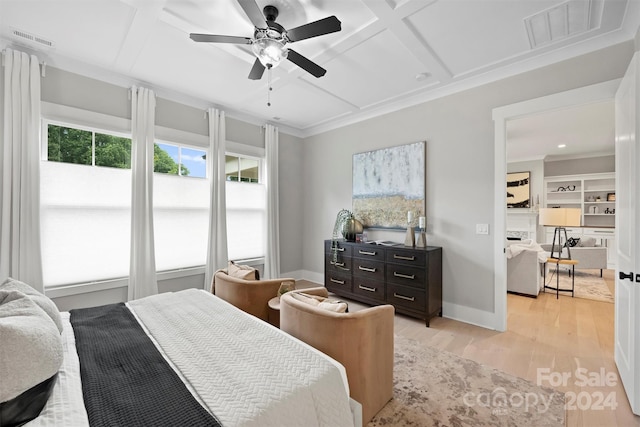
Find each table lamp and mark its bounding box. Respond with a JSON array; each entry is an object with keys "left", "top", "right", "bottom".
[{"left": 539, "top": 208, "right": 581, "bottom": 260}]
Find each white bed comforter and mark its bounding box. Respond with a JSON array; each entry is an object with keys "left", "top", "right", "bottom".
[{"left": 28, "top": 289, "right": 354, "bottom": 427}]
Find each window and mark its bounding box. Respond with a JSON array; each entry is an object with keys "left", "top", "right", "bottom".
[
  {"left": 225, "top": 154, "right": 265, "bottom": 261},
  {"left": 41, "top": 122, "right": 132, "bottom": 287},
  {"left": 47, "top": 124, "right": 132, "bottom": 168},
  {"left": 155, "top": 143, "right": 206, "bottom": 178},
  {"left": 225, "top": 155, "right": 259, "bottom": 182},
  {"left": 153, "top": 141, "right": 209, "bottom": 271}
]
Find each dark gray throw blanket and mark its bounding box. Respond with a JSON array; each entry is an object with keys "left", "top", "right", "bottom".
[{"left": 70, "top": 303, "right": 222, "bottom": 427}]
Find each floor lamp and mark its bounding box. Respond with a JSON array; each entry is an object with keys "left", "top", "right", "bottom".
[{"left": 539, "top": 208, "right": 582, "bottom": 260}]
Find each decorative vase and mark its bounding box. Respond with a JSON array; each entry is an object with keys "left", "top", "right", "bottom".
[
  {"left": 341, "top": 217, "right": 363, "bottom": 242},
  {"left": 416, "top": 231, "right": 427, "bottom": 247},
  {"left": 404, "top": 226, "right": 415, "bottom": 247},
  {"left": 277, "top": 280, "right": 296, "bottom": 299}
]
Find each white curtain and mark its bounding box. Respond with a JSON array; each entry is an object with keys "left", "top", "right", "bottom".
[
  {"left": 0, "top": 49, "right": 44, "bottom": 291},
  {"left": 129, "top": 86, "right": 157, "bottom": 300},
  {"left": 264, "top": 124, "right": 280, "bottom": 279},
  {"left": 204, "top": 108, "right": 228, "bottom": 290}
]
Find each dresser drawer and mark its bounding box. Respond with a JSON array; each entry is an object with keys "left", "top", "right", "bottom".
[
  {"left": 325, "top": 240, "right": 353, "bottom": 257},
  {"left": 386, "top": 248, "right": 426, "bottom": 267},
  {"left": 352, "top": 246, "right": 385, "bottom": 261},
  {"left": 386, "top": 264, "right": 426, "bottom": 289},
  {"left": 325, "top": 272, "right": 352, "bottom": 293},
  {"left": 352, "top": 278, "right": 385, "bottom": 302},
  {"left": 325, "top": 256, "right": 352, "bottom": 275},
  {"left": 352, "top": 259, "right": 385, "bottom": 281},
  {"left": 387, "top": 283, "right": 426, "bottom": 311}
]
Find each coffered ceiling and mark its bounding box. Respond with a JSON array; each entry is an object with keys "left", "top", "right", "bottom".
[{"left": 1, "top": 0, "right": 638, "bottom": 141}]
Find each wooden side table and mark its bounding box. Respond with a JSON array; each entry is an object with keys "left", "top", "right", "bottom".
[
  {"left": 543, "top": 258, "right": 578, "bottom": 299},
  {"left": 267, "top": 297, "right": 280, "bottom": 328}
]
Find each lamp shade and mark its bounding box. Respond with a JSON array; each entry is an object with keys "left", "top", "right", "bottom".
[{"left": 539, "top": 208, "right": 581, "bottom": 227}]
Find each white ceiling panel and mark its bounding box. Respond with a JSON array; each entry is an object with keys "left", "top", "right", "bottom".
[
  {"left": 312, "top": 29, "right": 437, "bottom": 108},
  {"left": 408, "top": 0, "right": 558, "bottom": 76}
]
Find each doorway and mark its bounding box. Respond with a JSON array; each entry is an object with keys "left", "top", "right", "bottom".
[{"left": 492, "top": 79, "right": 621, "bottom": 331}]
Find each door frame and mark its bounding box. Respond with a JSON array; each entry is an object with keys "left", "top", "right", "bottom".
[{"left": 492, "top": 79, "right": 621, "bottom": 332}]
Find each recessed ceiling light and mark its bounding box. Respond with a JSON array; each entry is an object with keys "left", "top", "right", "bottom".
[
  {"left": 558, "top": 144, "right": 566, "bottom": 148},
  {"left": 272, "top": 117, "right": 281, "bottom": 120}
]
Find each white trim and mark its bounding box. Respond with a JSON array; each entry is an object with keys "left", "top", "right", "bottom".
[
  {"left": 441, "top": 302, "right": 498, "bottom": 331},
  {"left": 44, "top": 266, "right": 206, "bottom": 299},
  {"left": 492, "top": 79, "right": 620, "bottom": 332}
]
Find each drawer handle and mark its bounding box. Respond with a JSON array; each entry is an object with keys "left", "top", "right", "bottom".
[
  {"left": 330, "top": 261, "right": 349, "bottom": 271},
  {"left": 358, "top": 285, "right": 376, "bottom": 292},
  {"left": 330, "top": 278, "right": 345, "bottom": 285},
  {"left": 393, "top": 254, "right": 415, "bottom": 261},
  {"left": 359, "top": 250, "right": 377, "bottom": 256},
  {"left": 394, "top": 272, "right": 415, "bottom": 280},
  {"left": 358, "top": 266, "right": 376, "bottom": 273},
  {"left": 393, "top": 293, "right": 415, "bottom": 302}
]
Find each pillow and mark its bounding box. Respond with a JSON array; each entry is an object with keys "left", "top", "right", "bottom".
[
  {"left": 564, "top": 237, "right": 580, "bottom": 248},
  {"left": 0, "top": 278, "right": 63, "bottom": 334},
  {"left": 227, "top": 261, "right": 260, "bottom": 280},
  {"left": 578, "top": 237, "right": 597, "bottom": 247},
  {"left": 0, "top": 289, "right": 63, "bottom": 424},
  {"left": 290, "top": 293, "right": 348, "bottom": 313}
]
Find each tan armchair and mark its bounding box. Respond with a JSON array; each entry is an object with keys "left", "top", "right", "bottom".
[
  {"left": 280, "top": 287, "right": 394, "bottom": 425},
  {"left": 212, "top": 270, "right": 295, "bottom": 321}
]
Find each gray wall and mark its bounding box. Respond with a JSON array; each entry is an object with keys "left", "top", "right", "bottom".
[
  {"left": 302, "top": 41, "right": 633, "bottom": 318},
  {"left": 544, "top": 155, "right": 615, "bottom": 177}
]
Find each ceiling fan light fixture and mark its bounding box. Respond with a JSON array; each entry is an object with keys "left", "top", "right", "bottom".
[{"left": 251, "top": 36, "right": 288, "bottom": 68}]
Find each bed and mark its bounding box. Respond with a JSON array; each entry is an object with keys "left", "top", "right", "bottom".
[{"left": 0, "top": 281, "right": 359, "bottom": 427}]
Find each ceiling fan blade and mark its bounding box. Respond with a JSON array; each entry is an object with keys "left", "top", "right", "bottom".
[
  {"left": 248, "top": 58, "right": 265, "bottom": 80},
  {"left": 287, "top": 16, "right": 341, "bottom": 42},
  {"left": 287, "top": 49, "right": 326, "bottom": 78},
  {"left": 190, "top": 34, "right": 251, "bottom": 44},
  {"left": 237, "top": 0, "right": 267, "bottom": 28}
]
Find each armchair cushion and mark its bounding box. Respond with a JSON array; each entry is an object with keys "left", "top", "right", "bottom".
[
  {"left": 290, "top": 292, "right": 348, "bottom": 313},
  {"left": 280, "top": 287, "right": 394, "bottom": 425}
]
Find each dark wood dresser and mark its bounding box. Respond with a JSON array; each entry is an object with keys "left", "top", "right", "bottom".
[{"left": 324, "top": 239, "right": 443, "bottom": 326}]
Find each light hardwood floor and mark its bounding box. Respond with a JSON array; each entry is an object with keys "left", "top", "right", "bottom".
[{"left": 300, "top": 270, "right": 640, "bottom": 426}]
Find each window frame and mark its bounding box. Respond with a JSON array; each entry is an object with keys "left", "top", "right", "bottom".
[{"left": 154, "top": 139, "right": 208, "bottom": 179}]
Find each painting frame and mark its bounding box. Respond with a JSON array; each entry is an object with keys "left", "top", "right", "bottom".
[
  {"left": 352, "top": 141, "right": 426, "bottom": 229},
  {"left": 506, "top": 171, "right": 530, "bottom": 209}
]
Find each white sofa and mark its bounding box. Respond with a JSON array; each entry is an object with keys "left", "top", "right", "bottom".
[
  {"left": 506, "top": 240, "right": 545, "bottom": 297},
  {"left": 540, "top": 242, "right": 607, "bottom": 276}
]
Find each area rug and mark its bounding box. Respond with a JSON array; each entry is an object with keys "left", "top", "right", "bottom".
[
  {"left": 543, "top": 269, "right": 613, "bottom": 303},
  {"left": 368, "top": 335, "right": 565, "bottom": 427}
]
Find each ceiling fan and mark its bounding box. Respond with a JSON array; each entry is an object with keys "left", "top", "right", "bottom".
[{"left": 190, "top": 0, "right": 341, "bottom": 80}]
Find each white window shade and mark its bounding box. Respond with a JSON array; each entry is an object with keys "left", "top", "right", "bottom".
[
  {"left": 226, "top": 181, "right": 266, "bottom": 260},
  {"left": 154, "top": 174, "right": 210, "bottom": 271},
  {"left": 40, "top": 162, "right": 131, "bottom": 287}
]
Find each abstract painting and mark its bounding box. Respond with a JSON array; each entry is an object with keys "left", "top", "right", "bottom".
[
  {"left": 506, "top": 171, "right": 530, "bottom": 208},
  {"left": 352, "top": 141, "right": 425, "bottom": 229}
]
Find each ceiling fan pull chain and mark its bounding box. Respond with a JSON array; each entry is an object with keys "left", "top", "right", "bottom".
[{"left": 267, "top": 66, "right": 272, "bottom": 107}]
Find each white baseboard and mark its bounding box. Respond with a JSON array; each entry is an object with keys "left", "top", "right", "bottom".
[{"left": 442, "top": 301, "right": 499, "bottom": 331}]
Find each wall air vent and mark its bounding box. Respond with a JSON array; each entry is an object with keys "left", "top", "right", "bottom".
[
  {"left": 11, "top": 28, "right": 55, "bottom": 49},
  {"left": 524, "top": 0, "right": 595, "bottom": 49}
]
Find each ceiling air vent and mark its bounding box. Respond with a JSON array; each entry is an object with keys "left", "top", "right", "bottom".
[
  {"left": 11, "top": 28, "right": 55, "bottom": 49},
  {"left": 524, "top": 0, "right": 594, "bottom": 49}
]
